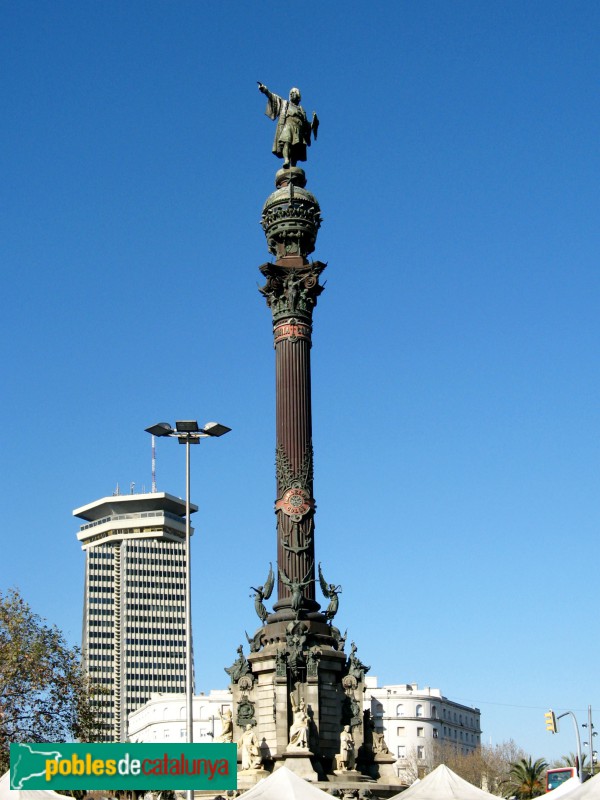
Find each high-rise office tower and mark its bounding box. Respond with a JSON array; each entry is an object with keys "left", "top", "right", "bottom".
[{"left": 74, "top": 491, "right": 196, "bottom": 741}]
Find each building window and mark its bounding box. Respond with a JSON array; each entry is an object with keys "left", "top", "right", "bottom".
[
  {"left": 431, "top": 705, "right": 437, "bottom": 719},
  {"left": 417, "top": 727, "right": 424, "bottom": 738},
  {"left": 416, "top": 704, "right": 423, "bottom": 717},
  {"left": 397, "top": 727, "right": 405, "bottom": 736},
  {"left": 433, "top": 728, "right": 439, "bottom": 738},
  {"left": 396, "top": 704, "right": 405, "bottom": 716},
  {"left": 398, "top": 745, "right": 406, "bottom": 759},
  {"left": 417, "top": 746, "right": 425, "bottom": 759}
]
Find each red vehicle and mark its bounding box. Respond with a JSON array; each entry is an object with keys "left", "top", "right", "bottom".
[{"left": 546, "top": 767, "right": 577, "bottom": 792}]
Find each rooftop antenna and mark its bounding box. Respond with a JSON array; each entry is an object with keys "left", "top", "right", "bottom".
[
  {"left": 114, "top": 482, "right": 120, "bottom": 496},
  {"left": 151, "top": 434, "right": 157, "bottom": 493},
  {"left": 130, "top": 482, "right": 135, "bottom": 494}
]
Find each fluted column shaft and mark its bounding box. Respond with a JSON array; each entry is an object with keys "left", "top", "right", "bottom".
[{"left": 275, "top": 326, "right": 316, "bottom": 604}]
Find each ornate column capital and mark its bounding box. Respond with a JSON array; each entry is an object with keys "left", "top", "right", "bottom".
[{"left": 259, "top": 261, "right": 326, "bottom": 326}]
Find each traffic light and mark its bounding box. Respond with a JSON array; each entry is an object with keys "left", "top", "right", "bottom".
[{"left": 545, "top": 710, "right": 558, "bottom": 733}]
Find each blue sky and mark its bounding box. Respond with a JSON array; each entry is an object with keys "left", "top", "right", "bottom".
[{"left": 1, "top": 0, "right": 599, "bottom": 764}]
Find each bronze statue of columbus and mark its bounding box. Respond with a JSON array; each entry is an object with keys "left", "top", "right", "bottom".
[{"left": 258, "top": 82, "right": 319, "bottom": 168}]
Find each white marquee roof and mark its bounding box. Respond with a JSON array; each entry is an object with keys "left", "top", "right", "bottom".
[
  {"left": 0, "top": 771, "right": 74, "bottom": 800},
  {"left": 236, "top": 766, "right": 333, "bottom": 799},
  {"left": 389, "top": 764, "right": 501, "bottom": 800},
  {"left": 556, "top": 772, "right": 600, "bottom": 800},
  {"left": 546, "top": 777, "right": 582, "bottom": 799}
]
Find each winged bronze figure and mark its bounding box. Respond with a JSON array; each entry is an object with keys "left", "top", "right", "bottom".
[
  {"left": 279, "top": 562, "right": 313, "bottom": 618},
  {"left": 250, "top": 563, "right": 274, "bottom": 624},
  {"left": 318, "top": 562, "right": 341, "bottom": 622}
]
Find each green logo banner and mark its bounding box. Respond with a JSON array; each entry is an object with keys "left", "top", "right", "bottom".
[{"left": 10, "top": 743, "right": 237, "bottom": 791}]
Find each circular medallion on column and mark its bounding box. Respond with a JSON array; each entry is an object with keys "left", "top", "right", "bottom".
[{"left": 275, "top": 484, "right": 314, "bottom": 522}]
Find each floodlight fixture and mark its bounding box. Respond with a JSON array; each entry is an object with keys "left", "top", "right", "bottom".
[
  {"left": 203, "top": 422, "right": 232, "bottom": 437},
  {"left": 176, "top": 420, "right": 200, "bottom": 433},
  {"left": 144, "top": 422, "right": 174, "bottom": 437}
]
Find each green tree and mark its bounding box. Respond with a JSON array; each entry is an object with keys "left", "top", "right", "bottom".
[
  {"left": 503, "top": 756, "right": 548, "bottom": 799},
  {"left": 0, "top": 588, "right": 103, "bottom": 773},
  {"left": 557, "top": 752, "right": 587, "bottom": 771},
  {"left": 397, "top": 739, "right": 527, "bottom": 792},
  {"left": 429, "top": 739, "right": 526, "bottom": 793}
]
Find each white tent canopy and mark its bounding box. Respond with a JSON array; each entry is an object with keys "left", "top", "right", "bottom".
[
  {"left": 0, "top": 771, "right": 75, "bottom": 800},
  {"left": 546, "top": 777, "right": 581, "bottom": 799},
  {"left": 236, "top": 766, "right": 333, "bottom": 800},
  {"left": 389, "top": 764, "right": 501, "bottom": 800},
  {"left": 555, "top": 772, "right": 600, "bottom": 800}
]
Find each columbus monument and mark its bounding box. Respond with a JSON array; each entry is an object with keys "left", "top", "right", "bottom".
[{"left": 223, "top": 85, "right": 396, "bottom": 790}]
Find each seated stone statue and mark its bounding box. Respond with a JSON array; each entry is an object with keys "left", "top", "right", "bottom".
[{"left": 289, "top": 693, "right": 309, "bottom": 748}]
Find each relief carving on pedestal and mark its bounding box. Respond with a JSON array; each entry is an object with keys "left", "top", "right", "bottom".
[
  {"left": 285, "top": 621, "right": 308, "bottom": 678},
  {"left": 306, "top": 645, "right": 321, "bottom": 678},
  {"left": 236, "top": 698, "right": 256, "bottom": 729}
]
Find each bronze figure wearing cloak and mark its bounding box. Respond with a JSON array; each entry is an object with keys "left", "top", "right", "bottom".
[{"left": 258, "top": 83, "right": 319, "bottom": 168}]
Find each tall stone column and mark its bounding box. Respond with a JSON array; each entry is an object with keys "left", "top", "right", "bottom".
[{"left": 259, "top": 168, "right": 326, "bottom": 621}]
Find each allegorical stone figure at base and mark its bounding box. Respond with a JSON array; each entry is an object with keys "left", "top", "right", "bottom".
[
  {"left": 218, "top": 707, "right": 233, "bottom": 743},
  {"left": 347, "top": 641, "right": 370, "bottom": 682},
  {"left": 336, "top": 725, "right": 356, "bottom": 771},
  {"left": 239, "top": 724, "right": 263, "bottom": 770},
  {"left": 258, "top": 82, "right": 319, "bottom": 168},
  {"left": 288, "top": 692, "right": 310, "bottom": 748},
  {"left": 369, "top": 718, "right": 390, "bottom": 755}
]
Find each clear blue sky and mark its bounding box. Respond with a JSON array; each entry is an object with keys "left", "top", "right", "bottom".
[{"left": 1, "top": 0, "right": 598, "bottom": 764}]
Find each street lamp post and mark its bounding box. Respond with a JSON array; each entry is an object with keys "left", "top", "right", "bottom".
[
  {"left": 554, "top": 710, "right": 584, "bottom": 782},
  {"left": 145, "top": 420, "right": 230, "bottom": 800}
]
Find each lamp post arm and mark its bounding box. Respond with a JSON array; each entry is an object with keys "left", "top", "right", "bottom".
[{"left": 557, "top": 711, "right": 583, "bottom": 782}]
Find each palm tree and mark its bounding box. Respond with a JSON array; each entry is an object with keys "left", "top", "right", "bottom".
[
  {"left": 558, "top": 752, "right": 587, "bottom": 773},
  {"left": 503, "top": 756, "right": 548, "bottom": 799}
]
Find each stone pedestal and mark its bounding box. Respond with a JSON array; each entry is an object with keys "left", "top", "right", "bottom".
[
  {"left": 331, "top": 769, "right": 364, "bottom": 783},
  {"left": 373, "top": 754, "right": 399, "bottom": 783},
  {"left": 278, "top": 749, "right": 321, "bottom": 781},
  {"left": 236, "top": 766, "right": 269, "bottom": 793}
]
